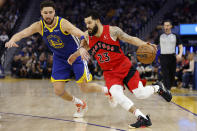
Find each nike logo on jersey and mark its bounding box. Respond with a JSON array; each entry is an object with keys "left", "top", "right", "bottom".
[{"left": 54, "top": 29, "right": 60, "bottom": 32}]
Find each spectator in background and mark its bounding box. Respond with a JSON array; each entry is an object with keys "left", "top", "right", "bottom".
[
  {"left": 11, "top": 54, "right": 22, "bottom": 77},
  {"left": 46, "top": 54, "right": 53, "bottom": 78},
  {"left": 38, "top": 52, "right": 47, "bottom": 78},
  {"left": 175, "top": 55, "right": 189, "bottom": 87},
  {"left": 144, "top": 65, "right": 154, "bottom": 80},
  {"left": 20, "top": 57, "right": 28, "bottom": 78},
  {"left": 26, "top": 53, "right": 37, "bottom": 78},
  {"left": 136, "top": 62, "right": 145, "bottom": 78},
  {"left": 0, "top": 31, "right": 9, "bottom": 43},
  {"left": 182, "top": 53, "right": 194, "bottom": 89}
]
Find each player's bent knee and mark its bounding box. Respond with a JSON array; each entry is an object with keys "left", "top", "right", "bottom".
[{"left": 54, "top": 87, "right": 65, "bottom": 96}]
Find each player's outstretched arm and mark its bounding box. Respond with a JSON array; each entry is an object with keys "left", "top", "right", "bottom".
[
  {"left": 110, "top": 26, "right": 147, "bottom": 47},
  {"left": 61, "top": 18, "right": 84, "bottom": 38},
  {"left": 5, "top": 21, "right": 41, "bottom": 48}
]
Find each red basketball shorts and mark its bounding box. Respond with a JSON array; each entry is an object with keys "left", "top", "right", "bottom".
[{"left": 103, "top": 58, "right": 140, "bottom": 93}]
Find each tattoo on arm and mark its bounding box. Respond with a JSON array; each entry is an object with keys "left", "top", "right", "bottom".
[
  {"left": 110, "top": 26, "right": 131, "bottom": 41},
  {"left": 110, "top": 26, "right": 146, "bottom": 46}
]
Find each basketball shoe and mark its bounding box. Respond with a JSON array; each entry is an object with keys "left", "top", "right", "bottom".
[
  {"left": 105, "top": 93, "right": 118, "bottom": 108},
  {"left": 129, "top": 115, "right": 152, "bottom": 128},
  {"left": 154, "top": 81, "right": 172, "bottom": 102},
  {"left": 73, "top": 101, "right": 88, "bottom": 118}
]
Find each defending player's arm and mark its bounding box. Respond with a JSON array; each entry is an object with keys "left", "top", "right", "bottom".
[
  {"left": 110, "top": 26, "right": 147, "bottom": 47},
  {"left": 67, "top": 33, "right": 90, "bottom": 65},
  {"left": 5, "top": 22, "right": 42, "bottom": 48},
  {"left": 61, "top": 18, "right": 84, "bottom": 38}
]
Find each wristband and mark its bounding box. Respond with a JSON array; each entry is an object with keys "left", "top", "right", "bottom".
[{"left": 80, "top": 35, "right": 85, "bottom": 41}]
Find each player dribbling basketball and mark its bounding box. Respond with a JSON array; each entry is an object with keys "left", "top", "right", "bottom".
[
  {"left": 136, "top": 44, "right": 157, "bottom": 64},
  {"left": 68, "top": 10, "right": 172, "bottom": 128}
]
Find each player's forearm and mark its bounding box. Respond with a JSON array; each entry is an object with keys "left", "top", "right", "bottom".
[
  {"left": 127, "top": 36, "right": 147, "bottom": 47},
  {"left": 73, "top": 50, "right": 81, "bottom": 57},
  {"left": 71, "top": 29, "right": 84, "bottom": 38},
  {"left": 113, "top": 26, "right": 147, "bottom": 46},
  {"left": 9, "top": 33, "right": 22, "bottom": 42},
  {"left": 76, "top": 30, "right": 85, "bottom": 38},
  {"left": 9, "top": 31, "right": 29, "bottom": 42}
]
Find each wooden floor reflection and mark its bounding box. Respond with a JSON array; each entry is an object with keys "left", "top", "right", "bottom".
[{"left": 0, "top": 79, "right": 197, "bottom": 131}]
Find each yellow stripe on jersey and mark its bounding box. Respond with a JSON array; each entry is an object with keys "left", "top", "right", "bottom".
[
  {"left": 60, "top": 19, "right": 70, "bottom": 35},
  {"left": 44, "top": 16, "right": 59, "bottom": 32},
  {"left": 40, "top": 20, "right": 44, "bottom": 36}
]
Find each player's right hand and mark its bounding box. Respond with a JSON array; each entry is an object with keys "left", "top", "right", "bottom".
[
  {"left": 147, "top": 43, "right": 157, "bottom": 51},
  {"left": 5, "top": 41, "right": 19, "bottom": 48},
  {"left": 79, "top": 47, "right": 90, "bottom": 61}
]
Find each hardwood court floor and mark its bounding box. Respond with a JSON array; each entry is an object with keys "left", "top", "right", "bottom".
[{"left": 0, "top": 78, "right": 197, "bottom": 131}]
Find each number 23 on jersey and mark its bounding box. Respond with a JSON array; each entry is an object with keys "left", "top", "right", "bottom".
[{"left": 97, "top": 52, "right": 110, "bottom": 63}]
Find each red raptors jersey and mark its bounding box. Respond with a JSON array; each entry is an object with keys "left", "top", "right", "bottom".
[{"left": 88, "top": 25, "right": 128, "bottom": 70}]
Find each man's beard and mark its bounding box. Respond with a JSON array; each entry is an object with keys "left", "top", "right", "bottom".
[
  {"left": 43, "top": 17, "right": 54, "bottom": 25},
  {"left": 88, "top": 24, "right": 98, "bottom": 36}
]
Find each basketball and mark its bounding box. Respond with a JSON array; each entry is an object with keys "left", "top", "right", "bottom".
[{"left": 136, "top": 44, "right": 156, "bottom": 64}]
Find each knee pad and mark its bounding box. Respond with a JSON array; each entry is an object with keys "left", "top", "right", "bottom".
[
  {"left": 110, "top": 85, "right": 134, "bottom": 111},
  {"left": 110, "top": 85, "right": 124, "bottom": 96},
  {"left": 110, "top": 85, "right": 124, "bottom": 102}
]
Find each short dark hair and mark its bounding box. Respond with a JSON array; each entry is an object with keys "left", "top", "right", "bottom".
[
  {"left": 85, "top": 10, "right": 101, "bottom": 20},
  {"left": 163, "top": 19, "right": 172, "bottom": 25},
  {"left": 40, "top": 0, "right": 55, "bottom": 10}
]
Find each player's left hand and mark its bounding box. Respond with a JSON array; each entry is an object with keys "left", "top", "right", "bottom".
[
  {"left": 67, "top": 54, "right": 77, "bottom": 65},
  {"left": 79, "top": 47, "right": 90, "bottom": 61}
]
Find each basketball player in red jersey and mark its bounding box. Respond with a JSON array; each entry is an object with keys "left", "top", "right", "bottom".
[{"left": 68, "top": 10, "right": 172, "bottom": 128}]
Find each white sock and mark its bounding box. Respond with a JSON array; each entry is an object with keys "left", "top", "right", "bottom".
[
  {"left": 153, "top": 85, "right": 159, "bottom": 92},
  {"left": 102, "top": 86, "right": 108, "bottom": 94},
  {"left": 72, "top": 96, "right": 83, "bottom": 105},
  {"left": 134, "top": 109, "right": 147, "bottom": 119}
]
